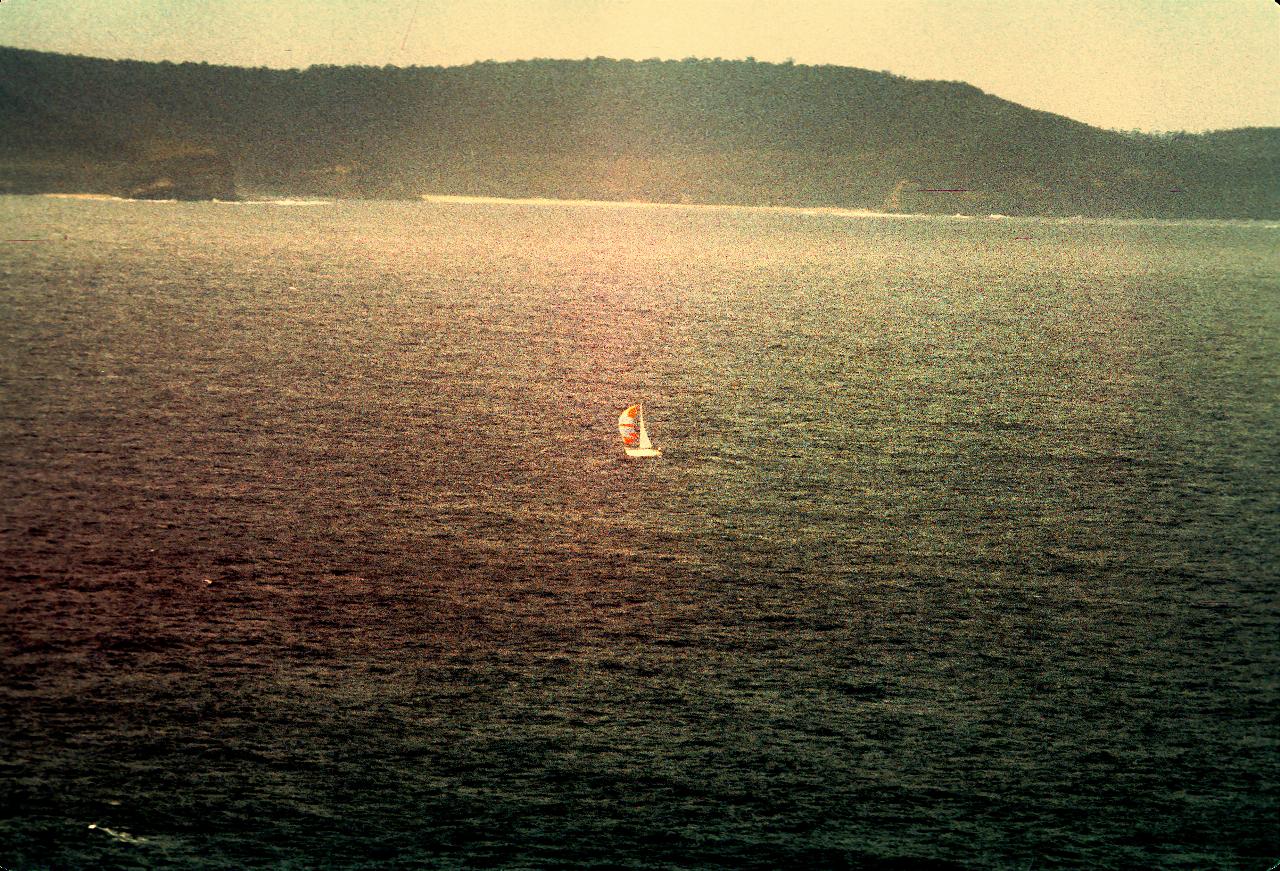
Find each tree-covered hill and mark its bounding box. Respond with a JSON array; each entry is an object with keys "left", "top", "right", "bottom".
[{"left": 1, "top": 47, "right": 1275, "bottom": 216}]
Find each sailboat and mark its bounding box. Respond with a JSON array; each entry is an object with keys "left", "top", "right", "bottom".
[{"left": 618, "top": 402, "right": 662, "bottom": 458}]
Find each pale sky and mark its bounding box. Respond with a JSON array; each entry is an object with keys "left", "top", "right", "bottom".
[{"left": 1, "top": 0, "right": 1276, "bottom": 132}]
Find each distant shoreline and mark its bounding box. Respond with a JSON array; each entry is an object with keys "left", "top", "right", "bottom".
[
  {"left": 419, "top": 193, "right": 919, "bottom": 220},
  {"left": 13, "top": 191, "right": 1276, "bottom": 227}
]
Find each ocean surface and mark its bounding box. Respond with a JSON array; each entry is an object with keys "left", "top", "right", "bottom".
[{"left": 1, "top": 195, "right": 1276, "bottom": 869}]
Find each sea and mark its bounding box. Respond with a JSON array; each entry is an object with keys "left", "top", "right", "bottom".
[{"left": 1, "top": 194, "right": 1276, "bottom": 869}]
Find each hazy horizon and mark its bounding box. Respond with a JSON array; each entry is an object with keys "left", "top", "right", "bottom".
[{"left": 1, "top": 0, "right": 1277, "bottom": 134}]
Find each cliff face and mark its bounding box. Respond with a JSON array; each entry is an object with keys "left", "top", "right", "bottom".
[
  {"left": 0, "top": 148, "right": 238, "bottom": 201},
  {"left": 1, "top": 47, "right": 1276, "bottom": 217}
]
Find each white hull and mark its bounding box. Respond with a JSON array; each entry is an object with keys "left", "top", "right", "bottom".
[{"left": 624, "top": 447, "right": 662, "bottom": 458}]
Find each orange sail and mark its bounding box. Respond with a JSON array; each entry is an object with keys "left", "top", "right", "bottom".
[{"left": 618, "top": 405, "right": 640, "bottom": 446}]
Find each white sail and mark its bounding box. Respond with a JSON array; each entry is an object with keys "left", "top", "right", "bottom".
[{"left": 637, "top": 404, "right": 653, "bottom": 450}]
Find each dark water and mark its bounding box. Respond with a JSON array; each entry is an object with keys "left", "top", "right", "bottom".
[{"left": 1, "top": 196, "right": 1277, "bottom": 869}]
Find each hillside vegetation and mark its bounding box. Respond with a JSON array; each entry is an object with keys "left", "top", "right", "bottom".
[{"left": 1, "top": 47, "right": 1276, "bottom": 216}]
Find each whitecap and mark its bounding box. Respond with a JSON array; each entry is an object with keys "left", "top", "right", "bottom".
[{"left": 88, "top": 823, "right": 149, "bottom": 845}]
